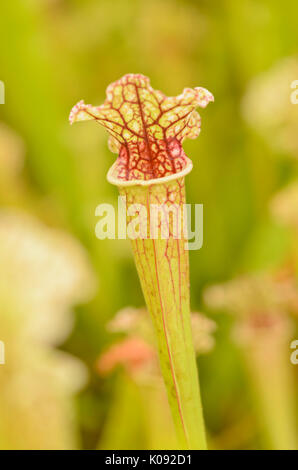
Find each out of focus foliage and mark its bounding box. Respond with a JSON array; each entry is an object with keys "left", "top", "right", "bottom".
[{"left": 0, "top": 0, "right": 297, "bottom": 449}]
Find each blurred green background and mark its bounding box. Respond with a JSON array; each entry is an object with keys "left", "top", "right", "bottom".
[{"left": 0, "top": 0, "right": 297, "bottom": 450}]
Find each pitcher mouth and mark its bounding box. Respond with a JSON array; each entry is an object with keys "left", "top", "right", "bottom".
[{"left": 107, "top": 155, "right": 193, "bottom": 187}]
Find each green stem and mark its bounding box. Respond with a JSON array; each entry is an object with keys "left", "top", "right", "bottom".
[{"left": 120, "top": 177, "right": 207, "bottom": 450}]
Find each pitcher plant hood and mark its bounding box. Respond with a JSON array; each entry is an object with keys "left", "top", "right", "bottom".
[{"left": 69, "top": 73, "right": 214, "bottom": 186}]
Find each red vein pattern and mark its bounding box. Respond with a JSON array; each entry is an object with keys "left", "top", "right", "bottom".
[
  {"left": 70, "top": 74, "right": 212, "bottom": 448},
  {"left": 69, "top": 74, "right": 213, "bottom": 185}
]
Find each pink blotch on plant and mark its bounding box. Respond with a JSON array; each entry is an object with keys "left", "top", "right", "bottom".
[{"left": 96, "top": 337, "right": 156, "bottom": 376}]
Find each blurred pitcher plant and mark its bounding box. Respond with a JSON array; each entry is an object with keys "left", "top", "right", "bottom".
[
  {"left": 96, "top": 307, "right": 216, "bottom": 449},
  {"left": 0, "top": 210, "right": 95, "bottom": 449},
  {"left": 70, "top": 74, "right": 214, "bottom": 449},
  {"left": 204, "top": 270, "right": 298, "bottom": 450}
]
